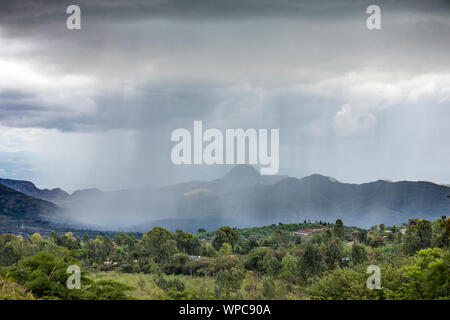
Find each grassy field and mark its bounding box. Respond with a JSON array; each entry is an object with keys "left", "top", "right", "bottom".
[
  {"left": 91, "top": 271, "right": 306, "bottom": 300},
  {"left": 92, "top": 272, "right": 216, "bottom": 299}
]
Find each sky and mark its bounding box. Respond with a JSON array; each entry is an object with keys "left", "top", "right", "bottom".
[{"left": 0, "top": 0, "right": 449, "bottom": 192}]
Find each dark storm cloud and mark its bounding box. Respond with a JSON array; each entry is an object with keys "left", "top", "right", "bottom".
[
  {"left": 1, "top": 0, "right": 449, "bottom": 31},
  {"left": 0, "top": 0, "right": 449, "bottom": 188},
  {"left": 0, "top": 0, "right": 448, "bottom": 132},
  {"left": 0, "top": 0, "right": 369, "bottom": 27}
]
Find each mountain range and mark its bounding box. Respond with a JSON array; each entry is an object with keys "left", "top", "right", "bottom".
[
  {"left": 1, "top": 165, "right": 449, "bottom": 233},
  {"left": 0, "top": 178, "right": 70, "bottom": 204}
]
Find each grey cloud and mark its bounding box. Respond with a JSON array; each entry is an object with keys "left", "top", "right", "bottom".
[
  {"left": 1, "top": 1, "right": 448, "bottom": 25},
  {"left": 0, "top": 0, "right": 449, "bottom": 189},
  {"left": 0, "top": 77, "right": 339, "bottom": 132},
  {"left": 0, "top": 2, "right": 448, "bottom": 132}
]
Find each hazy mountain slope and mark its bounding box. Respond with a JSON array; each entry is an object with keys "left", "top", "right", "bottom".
[
  {"left": 0, "top": 178, "right": 106, "bottom": 208},
  {"left": 0, "top": 184, "right": 121, "bottom": 237},
  {"left": 0, "top": 184, "right": 59, "bottom": 219},
  {"left": 0, "top": 178, "right": 69, "bottom": 204},
  {"left": 48, "top": 166, "right": 450, "bottom": 232},
  {"left": 0, "top": 184, "right": 61, "bottom": 235},
  {"left": 158, "top": 165, "right": 287, "bottom": 198},
  {"left": 170, "top": 174, "right": 450, "bottom": 229},
  {"left": 3, "top": 166, "right": 448, "bottom": 233}
]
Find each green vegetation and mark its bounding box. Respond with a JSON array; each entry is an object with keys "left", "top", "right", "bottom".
[
  {"left": 197, "top": 221, "right": 330, "bottom": 241},
  {"left": 0, "top": 216, "right": 449, "bottom": 300}
]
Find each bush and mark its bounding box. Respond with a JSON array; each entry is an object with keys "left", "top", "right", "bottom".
[
  {"left": 141, "top": 258, "right": 161, "bottom": 274},
  {"left": 169, "top": 278, "right": 185, "bottom": 292},
  {"left": 385, "top": 248, "right": 450, "bottom": 299},
  {"left": 215, "top": 267, "right": 245, "bottom": 299},
  {"left": 163, "top": 253, "right": 190, "bottom": 274},
  {"left": 7, "top": 251, "right": 133, "bottom": 299},
  {"left": 118, "top": 262, "right": 140, "bottom": 273},
  {"left": 155, "top": 275, "right": 169, "bottom": 291},
  {"left": 155, "top": 275, "right": 185, "bottom": 293}
]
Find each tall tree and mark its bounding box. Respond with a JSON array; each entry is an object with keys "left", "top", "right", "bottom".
[
  {"left": 333, "top": 219, "right": 344, "bottom": 240},
  {"left": 417, "top": 219, "right": 432, "bottom": 248},
  {"left": 273, "top": 229, "right": 289, "bottom": 249},
  {"left": 299, "top": 242, "right": 325, "bottom": 281},
  {"left": 175, "top": 229, "right": 202, "bottom": 255},
  {"left": 324, "top": 237, "right": 343, "bottom": 269},
  {"left": 142, "top": 227, "right": 178, "bottom": 263},
  {"left": 212, "top": 226, "right": 239, "bottom": 251},
  {"left": 215, "top": 267, "right": 245, "bottom": 299},
  {"left": 351, "top": 242, "right": 368, "bottom": 264},
  {"left": 280, "top": 253, "right": 298, "bottom": 282}
]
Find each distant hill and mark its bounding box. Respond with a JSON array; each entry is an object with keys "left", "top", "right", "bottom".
[
  {"left": 202, "top": 174, "right": 450, "bottom": 229},
  {"left": 0, "top": 178, "right": 70, "bottom": 204},
  {"left": 0, "top": 183, "right": 120, "bottom": 236},
  {"left": 0, "top": 183, "right": 58, "bottom": 219},
  {"left": 2, "top": 166, "right": 449, "bottom": 233},
  {"left": 41, "top": 165, "right": 450, "bottom": 232},
  {"left": 157, "top": 165, "right": 287, "bottom": 198},
  {"left": 0, "top": 178, "right": 105, "bottom": 208},
  {"left": 0, "top": 183, "right": 63, "bottom": 235}
]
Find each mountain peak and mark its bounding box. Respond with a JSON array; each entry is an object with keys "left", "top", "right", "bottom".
[
  {"left": 301, "top": 174, "right": 338, "bottom": 183},
  {"left": 71, "top": 188, "right": 103, "bottom": 197},
  {"left": 217, "top": 165, "right": 261, "bottom": 187},
  {"left": 225, "top": 164, "right": 260, "bottom": 178}
]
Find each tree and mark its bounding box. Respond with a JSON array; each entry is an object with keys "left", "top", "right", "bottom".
[
  {"left": 280, "top": 253, "right": 298, "bottom": 282},
  {"left": 242, "top": 271, "right": 258, "bottom": 299},
  {"left": 0, "top": 235, "right": 22, "bottom": 266},
  {"left": 404, "top": 227, "right": 422, "bottom": 255},
  {"left": 273, "top": 230, "right": 289, "bottom": 249},
  {"left": 219, "top": 243, "right": 232, "bottom": 256},
  {"left": 215, "top": 267, "right": 245, "bottom": 299},
  {"left": 8, "top": 251, "right": 133, "bottom": 300},
  {"left": 322, "top": 228, "right": 333, "bottom": 243},
  {"left": 50, "top": 231, "right": 59, "bottom": 244},
  {"left": 212, "top": 226, "right": 239, "bottom": 251},
  {"left": 262, "top": 252, "right": 281, "bottom": 277},
  {"left": 61, "top": 232, "right": 79, "bottom": 250},
  {"left": 164, "top": 253, "right": 190, "bottom": 274},
  {"left": 31, "top": 233, "right": 42, "bottom": 243},
  {"left": 244, "top": 247, "right": 271, "bottom": 272},
  {"left": 307, "top": 267, "right": 381, "bottom": 300},
  {"left": 357, "top": 229, "right": 368, "bottom": 244},
  {"left": 333, "top": 219, "right": 344, "bottom": 240},
  {"left": 141, "top": 258, "right": 161, "bottom": 274},
  {"left": 113, "top": 232, "right": 137, "bottom": 250},
  {"left": 299, "top": 242, "right": 326, "bottom": 281},
  {"left": 243, "top": 237, "right": 259, "bottom": 252},
  {"left": 432, "top": 217, "right": 450, "bottom": 248},
  {"left": 175, "top": 230, "right": 202, "bottom": 255},
  {"left": 0, "top": 276, "right": 34, "bottom": 300},
  {"left": 404, "top": 220, "right": 433, "bottom": 255},
  {"left": 142, "top": 227, "right": 178, "bottom": 263},
  {"left": 385, "top": 248, "right": 450, "bottom": 300},
  {"left": 201, "top": 243, "right": 217, "bottom": 258},
  {"left": 417, "top": 219, "right": 432, "bottom": 248},
  {"left": 324, "top": 237, "right": 343, "bottom": 269},
  {"left": 82, "top": 233, "right": 90, "bottom": 243},
  {"left": 370, "top": 236, "right": 385, "bottom": 248},
  {"left": 351, "top": 242, "right": 368, "bottom": 264},
  {"left": 9, "top": 251, "right": 80, "bottom": 299},
  {"left": 262, "top": 276, "right": 276, "bottom": 299}
]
